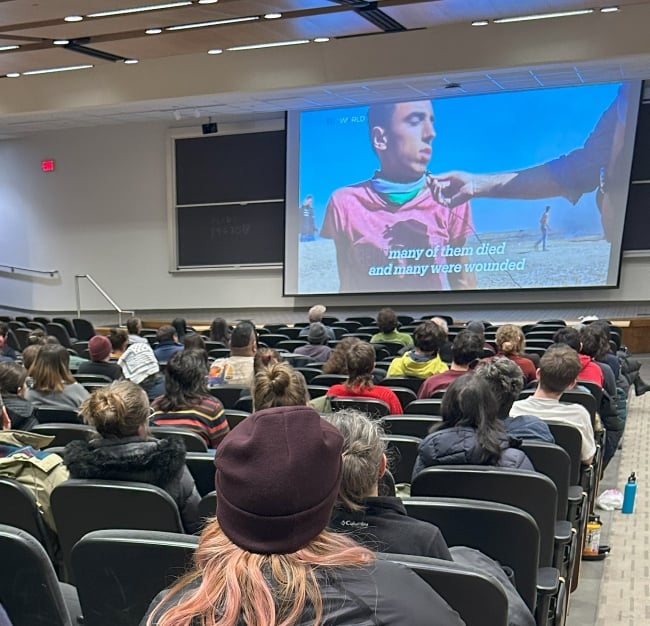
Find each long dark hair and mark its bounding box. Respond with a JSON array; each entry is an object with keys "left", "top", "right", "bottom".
[
  {"left": 156, "top": 349, "right": 209, "bottom": 411},
  {"left": 209, "top": 317, "right": 231, "bottom": 346},
  {"left": 438, "top": 375, "right": 504, "bottom": 465}
]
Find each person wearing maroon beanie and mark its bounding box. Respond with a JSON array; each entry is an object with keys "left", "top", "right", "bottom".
[
  {"left": 143, "top": 405, "right": 464, "bottom": 626},
  {"left": 76, "top": 335, "right": 123, "bottom": 381}
]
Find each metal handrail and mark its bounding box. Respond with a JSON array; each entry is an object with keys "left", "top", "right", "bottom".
[
  {"left": 0, "top": 263, "right": 59, "bottom": 277},
  {"left": 74, "top": 274, "right": 134, "bottom": 327}
]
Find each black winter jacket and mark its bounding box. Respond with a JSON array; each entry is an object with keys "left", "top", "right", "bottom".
[{"left": 63, "top": 435, "right": 201, "bottom": 533}]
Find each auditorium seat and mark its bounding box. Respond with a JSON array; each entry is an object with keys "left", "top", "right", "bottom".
[
  {"left": 330, "top": 397, "right": 390, "bottom": 419},
  {"left": 31, "top": 423, "right": 98, "bottom": 448},
  {"left": 150, "top": 426, "right": 208, "bottom": 452},
  {"left": 381, "top": 434, "right": 421, "bottom": 484},
  {"left": 379, "top": 415, "right": 441, "bottom": 439}
]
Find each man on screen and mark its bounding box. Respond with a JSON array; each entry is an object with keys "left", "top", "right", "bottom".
[{"left": 320, "top": 100, "right": 476, "bottom": 292}]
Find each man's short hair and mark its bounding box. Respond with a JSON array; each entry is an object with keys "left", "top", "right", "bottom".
[
  {"left": 308, "top": 304, "right": 326, "bottom": 323},
  {"left": 156, "top": 325, "right": 177, "bottom": 343},
  {"left": 579, "top": 324, "right": 609, "bottom": 361},
  {"left": 553, "top": 327, "right": 581, "bottom": 351},
  {"left": 230, "top": 321, "right": 256, "bottom": 349},
  {"left": 367, "top": 102, "right": 396, "bottom": 138},
  {"left": 413, "top": 321, "right": 443, "bottom": 354},
  {"left": 465, "top": 320, "right": 486, "bottom": 340},
  {"left": 451, "top": 330, "right": 484, "bottom": 366},
  {"left": 376, "top": 308, "right": 398, "bottom": 334},
  {"left": 430, "top": 317, "right": 449, "bottom": 336},
  {"left": 126, "top": 317, "right": 141, "bottom": 335},
  {"left": 538, "top": 344, "right": 581, "bottom": 394}
]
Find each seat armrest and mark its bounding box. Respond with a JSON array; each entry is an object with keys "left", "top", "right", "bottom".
[
  {"left": 554, "top": 520, "right": 572, "bottom": 544},
  {"left": 536, "top": 566, "right": 560, "bottom": 596}
]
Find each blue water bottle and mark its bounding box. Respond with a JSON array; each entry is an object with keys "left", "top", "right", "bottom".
[{"left": 622, "top": 472, "right": 637, "bottom": 514}]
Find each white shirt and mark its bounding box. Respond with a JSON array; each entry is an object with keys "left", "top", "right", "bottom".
[{"left": 510, "top": 396, "right": 596, "bottom": 462}]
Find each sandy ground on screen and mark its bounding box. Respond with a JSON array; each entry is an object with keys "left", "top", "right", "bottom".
[{"left": 297, "top": 230, "right": 610, "bottom": 293}]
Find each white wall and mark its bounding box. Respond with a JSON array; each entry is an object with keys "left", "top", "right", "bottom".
[{"left": 1, "top": 121, "right": 649, "bottom": 314}]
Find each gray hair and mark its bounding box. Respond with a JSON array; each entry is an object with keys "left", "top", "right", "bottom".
[
  {"left": 473, "top": 356, "right": 525, "bottom": 415},
  {"left": 324, "top": 410, "right": 386, "bottom": 512},
  {"left": 308, "top": 304, "right": 326, "bottom": 322}
]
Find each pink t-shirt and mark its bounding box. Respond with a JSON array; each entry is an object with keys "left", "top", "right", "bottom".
[{"left": 321, "top": 180, "right": 474, "bottom": 292}]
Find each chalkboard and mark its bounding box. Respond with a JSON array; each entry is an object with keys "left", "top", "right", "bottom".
[
  {"left": 623, "top": 101, "right": 650, "bottom": 251},
  {"left": 173, "top": 129, "right": 286, "bottom": 268}
]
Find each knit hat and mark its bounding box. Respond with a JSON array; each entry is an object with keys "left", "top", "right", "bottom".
[
  {"left": 215, "top": 405, "right": 343, "bottom": 554},
  {"left": 117, "top": 343, "right": 160, "bottom": 384},
  {"left": 88, "top": 335, "right": 111, "bottom": 362},
  {"left": 307, "top": 322, "right": 328, "bottom": 345}
]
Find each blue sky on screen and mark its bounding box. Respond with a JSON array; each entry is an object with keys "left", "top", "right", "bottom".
[{"left": 298, "top": 82, "right": 623, "bottom": 234}]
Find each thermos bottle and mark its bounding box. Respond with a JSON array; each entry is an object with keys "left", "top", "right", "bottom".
[{"left": 622, "top": 472, "right": 637, "bottom": 514}]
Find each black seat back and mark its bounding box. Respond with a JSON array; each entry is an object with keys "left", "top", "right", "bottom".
[
  {"left": 380, "top": 415, "right": 441, "bottom": 439},
  {"left": 330, "top": 397, "right": 390, "bottom": 418},
  {"left": 150, "top": 426, "right": 208, "bottom": 452},
  {"left": 381, "top": 434, "right": 421, "bottom": 484},
  {"left": 34, "top": 407, "right": 81, "bottom": 424},
  {"left": 185, "top": 452, "right": 216, "bottom": 497},
  {"left": 30, "top": 423, "right": 98, "bottom": 448},
  {"left": 72, "top": 529, "right": 198, "bottom": 626},
  {"left": 72, "top": 319, "right": 96, "bottom": 342},
  {"left": 0, "top": 524, "right": 73, "bottom": 626},
  {"left": 208, "top": 385, "right": 250, "bottom": 409}
]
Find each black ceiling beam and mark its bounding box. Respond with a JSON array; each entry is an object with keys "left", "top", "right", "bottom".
[
  {"left": 332, "top": 1, "right": 406, "bottom": 33},
  {"left": 65, "top": 39, "right": 128, "bottom": 63}
]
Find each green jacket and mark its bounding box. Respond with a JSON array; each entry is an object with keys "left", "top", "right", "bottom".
[
  {"left": 370, "top": 330, "right": 413, "bottom": 347},
  {"left": 387, "top": 351, "right": 448, "bottom": 379},
  {"left": 0, "top": 430, "right": 69, "bottom": 531}
]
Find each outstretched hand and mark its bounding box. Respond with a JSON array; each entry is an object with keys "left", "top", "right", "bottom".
[
  {"left": 1, "top": 405, "right": 11, "bottom": 431},
  {"left": 427, "top": 171, "right": 477, "bottom": 208}
]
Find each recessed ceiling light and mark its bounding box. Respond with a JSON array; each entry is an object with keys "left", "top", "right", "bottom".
[
  {"left": 6, "top": 72, "right": 20, "bottom": 78},
  {"left": 23, "top": 64, "right": 93, "bottom": 76},
  {"left": 228, "top": 39, "right": 310, "bottom": 51},
  {"left": 124, "top": 59, "right": 139, "bottom": 64},
  {"left": 207, "top": 48, "right": 223, "bottom": 55},
  {"left": 313, "top": 37, "right": 330, "bottom": 43},
  {"left": 494, "top": 9, "right": 593, "bottom": 23},
  {"left": 166, "top": 16, "right": 259, "bottom": 30},
  {"left": 64, "top": 15, "right": 83, "bottom": 22},
  {"left": 198, "top": 0, "right": 219, "bottom": 4},
  {"left": 600, "top": 6, "right": 619, "bottom": 13},
  {"left": 0, "top": 45, "right": 20, "bottom": 51},
  {"left": 145, "top": 28, "right": 162, "bottom": 35},
  {"left": 471, "top": 20, "right": 489, "bottom": 26},
  {"left": 264, "top": 13, "right": 282, "bottom": 19},
  {"left": 53, "top": 39, "right": 70, "bottom": 45},
  {"left": 87, "top": 2, "right": 192, "bottom": 18}
]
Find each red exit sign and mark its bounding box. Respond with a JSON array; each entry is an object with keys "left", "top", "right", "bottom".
[{"left": 41, "top": 159, "right": 55, "bottom": 172}]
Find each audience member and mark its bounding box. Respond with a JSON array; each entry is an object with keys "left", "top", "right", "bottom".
[
  {"left": 151, "top": 349, "right": 229, "bottom": 449},
  {"left": 474, "top": 357, "right": 554, "bottom": 443},
  {"left": 171, "top": 317, "right": 190, "bottom": 343},
  {"left": 326, "top": 410, "right": 451, "bottom": 559},
  {"left": 154, "top": 325, "right": 184, "bottom": 363},
  {"left": 253, "top": 361, "right": 309, "bottom": 411},
  {"left": 370, "top": 308, "right": 413, "bottom": 347},
  {"left": 0, "top": 362, "right": 37, "bottom": 431},
  {"left": 465, "top": 320, "right": 495, "bottom": 355},
  {"left": 413, "top": 375, "right": 534, "bottom": 478},
  {"left": 552, "top": 327, "right": 604, "bottom": 385},
  {"left": 418, "top": 330, "right": 483, "bottom": 398},
  {"left": 21, "top": 344, "right": 42, "bottom": 371},
  {"left": 493, "top": 324, "right": 536, "bottom": 383},
  {"left": 209, "top": 321, "right": 257, "bottom": 386},
  {"left": 44, "top": 334, "right": 88, "bottom": 370},
  {"left": 387, "top": 321, "right": 448, "bottom": 378},
  {"left": 109, "top": 328, "right": 129, "bottom": 359},
  {"left": 76, "top": 335, "right": 123, "bottom": 381},
  {"left": 143, "top": 405, "right": 462, "bottom": 626},
  {"left": 24, "top": 343, "right": 89, "bottom": 410},
  {"left": 208, "top": 317, "right": 231, "bottom": 347},
  {"left": 294, "top": 322, "right": 331, "bottom": 362},
  {"left": 0, "top": 323, "right": 16, "bottom": 361},
  {"left": 183, "top": 333, "right": 208, "bottom": 367},
  {"left": 126, "top": 317, "right": 148, "bottom": 344},
  {"left": 298, "top": 304, "right": 336, "bottom": 341},
  {"left": 0, "top": 394, "right": 68, "bottom": 532},
  {"left": 253, "top": 347, "right": 282, "bottom": 372},
  {"left": 64, "top": 381, "right": 201, "bottom": 534},
  {"left": 118, "top": 342, "right": 165, "bottom": 402},
  {"left": 509, "top": 345, "right": 596, "bottom": 464},
  {"left": 430, "top": 317, "right": 454, "bottom": 363},
  {"left": 327, "top": 342, "right": 403, "bottom": 414}
]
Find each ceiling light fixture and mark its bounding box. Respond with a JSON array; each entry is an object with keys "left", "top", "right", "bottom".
[
  {"left": 264, "top": 13, "right": 282, "bottom": 19},
  {"left": 64, "top": 15, "right": 84, "bottom": 22},
  {"left": 313, "top": 37, "right": 330, "bottom": 43},
  {"left": 600, "top": 6, "right": 619, "bottom": 13},
  {"left": 23, "top": 64, "right": 93, "bottom": 76},
  {"left": 227, "top": 39, "right": 310, "bottom": 51},
  {"left": 198, "top": 0, "right": 219, "bottom": 4},
  {"left": 166, "top": 16, "right": 258, "bottom": 30},
  {"left": 145, "top": 28, "right": 162, "bottom": 35},
  {"left": 124, "top": 59, "right": 139, "bottom": 64},
  {"left": 87, "top": 2, "right": 192, "bottom": 18},
  {"left": 6, "top": 72, "right": 20, "bottom": 78},
  {"left": 0, "top": 45, "right": 20, "bottom": 51},
  {"left": 494, "top": 9, "right": 593, "bottom": 23},
  {"left": 53, "top": 39, "right": 70, "bottom": 45},
  {"left": 207, "top": 48, "right": 223, "bottom": 54},
  {"left": 471, "top": 20, "right": 489, "bottom": 26}
]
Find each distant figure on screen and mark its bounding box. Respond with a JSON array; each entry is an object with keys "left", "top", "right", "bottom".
[
  {"left": 433, "top": 85, "right": 631, "bottom": 243},
  {"left": 535, "top": 206, "right": 551, "bottom": 251},
  {"left": 299, "top": 194, "right": 317, "bottom": 241},
  {"left": 320, "top": 100, "right": 477, "bottom": 292}
]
